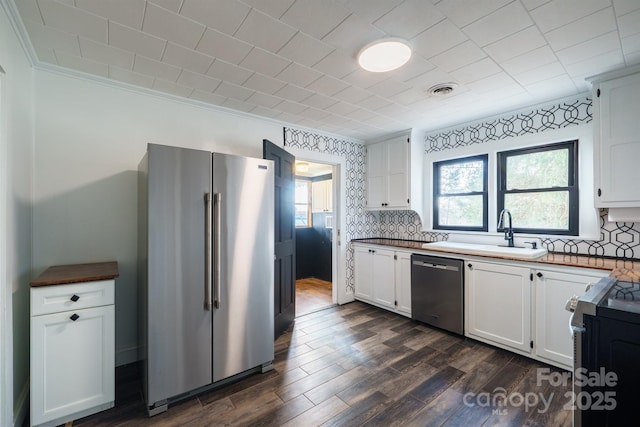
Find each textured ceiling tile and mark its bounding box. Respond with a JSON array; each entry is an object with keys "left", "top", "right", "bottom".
[
  {"left": 373, "top": 0, "right": 445, "bottom": 40},
  {"left": 240, "top": 0, "right": 296, "bottom": 19},
  {"left": 239, "top": 48, "right": 291, "bottom": 77},
  {"left": 79, "top": 37, "right": 134, "bottom": 69},
  {"left": 55, "top": 51, "right": 109, "bottom": 76},
  {"left": 23, "top": 19, "right": 81, "bottom": 55},
  {"left": 274, "top": 99, "right": 308, "bottom": 115},
  {"left": 162, "top": 42, "right": 214, "bottom": 74},
  {"left": 501, "top": 46, "right": 557, "bottom": 75},
  {"left": 367, "top": 78, "right": 412, "bottom": 98},
  {"left": 332, "top": 85, "right": 373, "bottom": 103},
  {"left": 277, "top": 32, "right": 334, "bottom": 67},
  {"left": 108, "top": 65, "right": 154, "bottom": 87},
  {"left": 215, "top": 81, "right": 255, "bottom": 101},
  {"left": 195, "top": 29, "right": 253, "bottom": 65},
  {"left": 523, "top": 74, "right": 579, "bottom": 100},
  {"left": 15, "top": 0, "right": 43, "bottom": 24},
  {"left": 617, "top": 8, "right": 640, "bottom": 38},
  {"left": 358, "top": 94, "right": 392, "bottom": 110},
  {"left": 463, "top": 1, "right": 533, "bottom": 47},
  {"left": 305, "top": 75, "right": 350, "bottom": 96},
  {"left": 436, "top": 0, "right": 512, "bottom": 27},
  {"left": 430, "top": 40, "right": 486, "bottom": 72},
  {"left": 410, "top": 19, "right": 468, "bottom": 59},
  {"left": 109, "top": 21, "right": 166, "bottom": 60},
  {"left": 324, "top": 100, "right": 359, "bottom": 115},
  {"left": 520, "top": 0, "right": 552, "bottom": 10},
  {"left": 246, "top": 92, "right": 283, "bottom": 108},
  {"left": 38, "top": 0, "right": 107, "bottom": 43},
  {"left": 148, "top": 0, "right": 182, "bottom": 13},
  {"left": 513, "top": 61, "right": 566, "bottom": 85},
  {"left": 32, "top": 44, "right": 57, "bottom": 63},
  {"left": 280, "top": 0, "right": 351, "bottom": 39},
  {"left": 206, "top": 59, "right": 253, "bottom": 86},
  {"left": 529, "top": 0, "right": 612, "bottom": 32},
  {"left": 613, "top": 0, "right": 640, "bottom": 16},
  {"left": 276, "top": 62, "right": 323, "bottom": 87},
  {"left": 250, "top": 106, "right": 282, "bottom": 119},
  {"left": 555, "top": 31, "right": 621, "bottom": 65},
  {"left": 545, "top": 8, "right": 617, "bottom": 51},
  {"left": 389, "top": 55, "right": 436, "bottom": 83},
  {"left": 341, "top": 68, "right": 389, "bottom": 89},
  {"left": 303, "top": 93, "right": 339, "bottom": 110},
  {"left": 340, "top": 0, "right": 404, "bottom": 23},
  {"left": 142, "top": 3, "right": 205, "bottom": 49},
  {"left": 563, "top": 50, "right": 625, "bottom": 78},
  {"left": 177, "top": 69, "right": 222, "bottom": 92},
  {"left": 449, "top": 57, "right": 502, "bottom": 84},
  {"left": 312, "top": 49, "right": 360, "bottom": 79},
  {"left": 465, "top": 72, "right": 524, "bottom": 96},
  {"left": 234, "top": 8, "right": 297, "bottom": 53},
  {"left": 133, "top": 55, "right": 182, "bottom": 81},
  {"left": 482, "top": 26, "right": 547, "bottom": 63},
  {"left": 189, "top": 89, "right": 227, "bottom": 105},
  {"left": 274, "top": 83, "right": 314, "bottom": 102},
  {"left": 180, "top": 0, "right": 250, "bottom": 35},
  {"left": 242, "top": 73, "right": 287, "bottom": 94},
  {"left": 76, "top": 0, "right": 145, "bottom": 30},
  {"left": 321, "top": 14, "right": 385, "bottom": 55},
  {"left": 302, "top": 106, "right": 332, "bottom": 121},
  {"left": 153, "top": 78, "right": 194, "bottom": 97},
  {"left": 621, "top": 32, "right": 640, "bottom": 57}
]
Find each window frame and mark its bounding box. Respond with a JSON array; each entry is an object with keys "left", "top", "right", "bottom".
[
  {"left": 294, "top": 179, "right": 312, "bottom": 228},
  {"left": 497, "top": 140, "right": 579, "bottom": 236},
  {"left": 433, "top": 154, "right": 488, "bottom": 232}
]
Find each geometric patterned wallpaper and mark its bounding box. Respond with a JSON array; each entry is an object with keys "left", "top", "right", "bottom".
[{"left": 286, "top": 95, "right": 640, "bottom": 297}]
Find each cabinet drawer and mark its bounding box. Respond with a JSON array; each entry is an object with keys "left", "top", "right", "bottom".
[{"left": 31, "top": 280, "right": 114, "bottom": 316}]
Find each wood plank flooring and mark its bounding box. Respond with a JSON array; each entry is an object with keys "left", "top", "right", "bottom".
[
  {"left": 296, "top": 278, "right": 333, "bottom": 316},
  {"left": 71, "top": 301, "right": 573, "bottom": 426}
]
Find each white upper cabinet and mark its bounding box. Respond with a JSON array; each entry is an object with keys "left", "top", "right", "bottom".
[
  {"left": 366, "top": 131, "right": 423, "bottom": 219},
  {"left": 311, "top": 179, "right": 332, "bottom": 213},
  {"left": 591, "top": 67, "right": 640, "bottom": 207}
]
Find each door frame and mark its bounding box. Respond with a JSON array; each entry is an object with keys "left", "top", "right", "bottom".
[
  {"left": 0, "top": 65, "right": 10, "bottom": 427},
  {"left": 285, "top": 147, "right": 348, "bottom": 305}
]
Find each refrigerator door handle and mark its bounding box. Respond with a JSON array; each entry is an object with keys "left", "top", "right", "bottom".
[
  {"left": 214, "top": 192, "right": 222, "bottom": 309},
  {"left": 204, "top": 193, "right": 213, "bottom": 311}
]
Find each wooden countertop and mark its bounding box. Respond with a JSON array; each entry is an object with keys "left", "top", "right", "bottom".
[
  {"left": 30, "top": 261, "right": 119, "bottom": 287},
  {"left": 351, "top": 238, "right": 640, "bottom": 280}
]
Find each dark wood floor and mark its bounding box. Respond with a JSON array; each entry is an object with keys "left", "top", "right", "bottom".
[
  {"left": 71, "top": 301, "right": 572, "bottom": 426},
  {"left": 296, "top": 277, "right": 333, "bottom": 316}
]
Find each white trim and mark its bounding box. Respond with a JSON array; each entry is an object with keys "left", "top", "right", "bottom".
[
  {"left": 284, "top": 146, "right": 350, "bottom": 305},
  {"left": 0, "top": 64, "right": 11, "bottom": 427}
]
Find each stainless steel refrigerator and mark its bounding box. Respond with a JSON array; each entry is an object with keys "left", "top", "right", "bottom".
[{"left": 138, "top": 143, "right": 274, "bottom": 415}]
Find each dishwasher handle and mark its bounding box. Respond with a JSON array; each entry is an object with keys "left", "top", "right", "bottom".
[{"left": 412, "top": 260, "right": 460, "bottom": 272}]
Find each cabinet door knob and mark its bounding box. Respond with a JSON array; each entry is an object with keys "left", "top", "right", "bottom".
[
  {"left": 70, "top": 313, "right": 79, "bottom": 321},
  {"left": 70, "top": 294, "right": 80, "bottom": 302},
  {"left": 536, "top": 272, "right": 543, "bottom": 278},
  {"left": 467, "top": 263, "right": 472, "bottom": 269}
]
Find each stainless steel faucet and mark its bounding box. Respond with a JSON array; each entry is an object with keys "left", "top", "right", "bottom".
[{"left": 498, "top": 209, "right": 514, "bottom": 247}]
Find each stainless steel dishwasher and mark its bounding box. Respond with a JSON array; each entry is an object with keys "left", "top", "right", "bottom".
[{"left": 411, "top": 254, "right": 464, "bottom": 335}]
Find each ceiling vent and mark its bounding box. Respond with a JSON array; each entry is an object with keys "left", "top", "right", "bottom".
[{"left": 426, "top": 83, "right": 458, "bottom": 97}]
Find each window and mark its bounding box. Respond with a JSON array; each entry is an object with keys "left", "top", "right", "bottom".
[
  {"left": 433, "top": 154, "right": 488, "bottom": 231},
  {"left": 294, "top": 179, "right": 312, "bottom": 227},
  {"left": 497, "top": 140, "right": 578, "bottom": 235}
]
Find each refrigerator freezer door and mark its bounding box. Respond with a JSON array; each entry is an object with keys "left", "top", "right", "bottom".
[
  {"left": 146, "top": 144, "right": 213, "bottom": 405},
  {"left": 212, "top": 153, "right": 275, "bottom": 382}
]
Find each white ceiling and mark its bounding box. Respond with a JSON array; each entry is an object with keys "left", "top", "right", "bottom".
[{"left": 8, "top": 0, "right": 640, "bottom": 141}]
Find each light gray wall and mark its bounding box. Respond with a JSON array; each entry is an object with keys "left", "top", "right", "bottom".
[
  {"left": 0, "top": 3, "right": 34, "bottom": 426},
  {"left": 32, "top": 70, "right": 285, "bottom": 365}
]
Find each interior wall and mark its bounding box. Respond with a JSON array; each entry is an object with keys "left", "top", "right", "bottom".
[
  {"left": 0, "top": 3, "right": 34, "bottom": 426},
  {"left": 32, "top": 70, "right": 284, "bottom": 365}
]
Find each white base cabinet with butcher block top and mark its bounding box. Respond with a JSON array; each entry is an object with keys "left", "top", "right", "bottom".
[{"left": 30, "top": 262, "right": 118, "bottom": 427}]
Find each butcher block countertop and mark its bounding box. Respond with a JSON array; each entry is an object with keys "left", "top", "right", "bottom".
[
  {"left": 30, "top": 261, "right": 119, "bottom": 287},
  {"left": 351, "top": 238, "right": 640, "bottom": 280}
]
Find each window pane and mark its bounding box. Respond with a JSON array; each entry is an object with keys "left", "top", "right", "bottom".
[
  {"left": 506, "top": 149, "right": 568, "bottom": 190},
  {"left": 295, "top": 181, "right": 309, "bottom": 203},
  {"left": 437, "top": 195, "right": 484, "bottom": 227},
  {"left": 440, "top": 160, "right": 484, "bottom": 194},
  {"left": 295, "top": 204, "right": 309, "bottom": 227},
  {"left": 505, "top": 191, "right": 569, "bottom": 229}
]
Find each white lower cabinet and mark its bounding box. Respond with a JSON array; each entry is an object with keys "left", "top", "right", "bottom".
[
  {"left": 30, "top": 280, "right": 115, "bottom": 426},
  {"left": 466, "top": 261, "right": 532, "bottom": 353},
  {"left": 466, "top": 259, "right": 608, "bottom": 370},
  {"left": 533, "top": 268, "right": 607, "bottom": 369},
  {"left": 353, "top": 244, "right": 412, "bottom": 317}
]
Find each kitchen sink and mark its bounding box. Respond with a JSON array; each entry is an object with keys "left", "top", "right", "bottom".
[{"left": 422, "top": 241, "right": 548, "bottom": 260}]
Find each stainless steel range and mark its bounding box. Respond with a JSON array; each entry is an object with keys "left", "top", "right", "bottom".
[{"left": 569, "top": 276, "right": 640, "bottom": 426}]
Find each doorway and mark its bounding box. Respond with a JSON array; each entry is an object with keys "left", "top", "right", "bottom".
[{"left": 294, "top": 159, "right": 335, "bottom": 316}]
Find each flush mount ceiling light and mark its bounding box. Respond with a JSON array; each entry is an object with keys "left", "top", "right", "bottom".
[
  {"left": 357, "top": 38, "right": 412, "bottom": 72},
  {"left": 426, "top": 82, "right": 459, "bottom": 97},
  {"left": 295, "top": 162, "right": 309, "bottom": 173}
]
